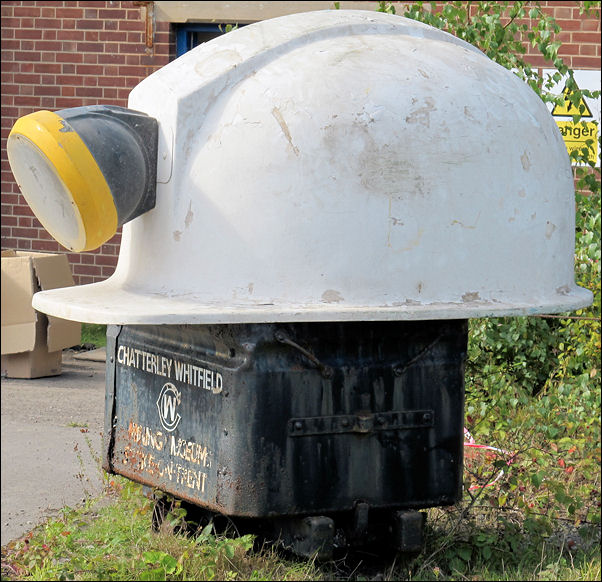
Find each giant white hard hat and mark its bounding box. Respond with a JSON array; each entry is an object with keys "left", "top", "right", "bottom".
[{"left": 9, "top": 10, "right": 592, "bottom": 324}]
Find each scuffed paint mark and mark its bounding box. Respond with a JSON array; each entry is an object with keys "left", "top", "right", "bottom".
[
  {"left": 321, "top": 289, "right": 344, "bottom": 303},
  {"left": 464, "top": 106, "right": 477, "bottom": 121},
  {"left": 248, "top": 282, "right": 254, "bottom": 294},
  {"left": 462, "top": 291, "right": 481, "bottom": 302},
  {"left": 451, "top": 211, "right": 481, "bottom": 229},
  {"left": 518, "top": 189, "right": 526, "bottom": 198},
  {"left": 173, "top": 230, "right": 182, "bottom": 241},
  {"left": 521, "top": 151, "right": 531, "bottom": 171},
  {"left": 417, "top": 69, "right": 429, "bottom": 79},
  {"left": 556, "top": 285, "right": 570, "bottom": 295},
  {"left": 184, "top": 202, "right": 194, "bottom": 228},
  {"left": 272, "top": 107, "right": 299, "bottom": 156},
  {"left": 58, "top": 120, "right": 73, "bottom": 132},
  {"left": 405, "top": 97, "right": 436, "bottom": 127},
  {"left": 545, "top": 221, "right": 557, "bottom": 239}
]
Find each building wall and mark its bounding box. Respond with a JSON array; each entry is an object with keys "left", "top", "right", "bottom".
[
  {"left": 1, "top": 1, "right": 174, "bottom": 284},
  {"left": 1, "top": 1, "right": 600, "bottom": 285}
]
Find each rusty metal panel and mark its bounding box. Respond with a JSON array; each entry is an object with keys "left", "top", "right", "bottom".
[{"left": 104, "top": 320, "right": 467, "bottom": 517}]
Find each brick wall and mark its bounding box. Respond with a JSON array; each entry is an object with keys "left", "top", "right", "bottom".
[
  {"left": 1, "top": 1, "right": 174, "bottom": 284},
  {"left": 1, "top": 1, "right": 600, "bottom": 285}
]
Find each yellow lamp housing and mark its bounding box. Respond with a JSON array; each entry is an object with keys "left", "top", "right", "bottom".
[{"left": 7, "top": 105, "right": 158, "bottom": 252}]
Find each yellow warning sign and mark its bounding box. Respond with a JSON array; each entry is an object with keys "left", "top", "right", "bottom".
[
  {"left": 556, "top": 121, "right": 599, "bottom": 164},
  {"left": 551, "top": 85, "right": 593, "bottom": 118}
]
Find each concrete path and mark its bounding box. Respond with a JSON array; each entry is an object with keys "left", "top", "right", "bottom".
[{"left": 1, "top": 350, "right": 107, "bottom": 547}]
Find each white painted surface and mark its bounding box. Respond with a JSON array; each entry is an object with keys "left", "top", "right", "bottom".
[{"left": 34, "top": 10, "right": 592, "bottom": 323}]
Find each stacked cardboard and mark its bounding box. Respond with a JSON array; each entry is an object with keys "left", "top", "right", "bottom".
[{"left": 1, "top": 251, "right": 81, "bottom": 378}]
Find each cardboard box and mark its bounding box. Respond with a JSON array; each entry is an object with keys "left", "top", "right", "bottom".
[{"left": 1, "top": 250, "right": 81, "bottom": 378}]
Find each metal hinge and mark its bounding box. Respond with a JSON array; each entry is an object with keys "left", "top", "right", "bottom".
[{"left": 288, "top": 409, "right": 434, "bottom": 437}]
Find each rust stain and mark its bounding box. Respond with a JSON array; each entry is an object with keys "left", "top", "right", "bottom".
[
  {"left": 272, "top": 107, "right": 299, "bottom": 156},
  {"left": 405, "top": 97, "right": 436, "bottom": 127},
  {"left": 521, "top": 151, "right": 531, "bottom": 171},
  {"left": 462, "top": 291, "right": 481, "bottom": 302},
  {"left": 184, "top": 202, "right": 194, "bottom": 228},
  {"left": 321, "top": 289, "right": 344, "bottom": 303}
]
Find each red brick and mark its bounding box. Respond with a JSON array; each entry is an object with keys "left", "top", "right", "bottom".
[
  {"left": 60, "top": 20, "right": 77, "bottom": 30},
  {"left": 85, "top": 30, "right": 100, "bottom": 42},
  {"left": 14, "top": 73, "right": 41, "bottom": 84},
  {"left": 55, "top": 97, "right": 85, "bottom": 108},
  {"left": 580, "top": 44, "right": 598, "bottom": 56},
  {"left": 95, "top": 254, "right": 118, "bottom": 266},
  {"left": 67, "top": 253, "right": 82, "bottom": 264},
  {"left": 97, "top": 53, "right": 127, "bottom": 65},
  {"left": 118, "top": 42, "right": 146, "bottom": 54},
  {"left": 39, "top": 97, "right": 56, "bottom": 108},
  {"left": 555, "top": 19, "right": 584, "bottom": 31},
  {"left": 35, "top": 40, "right": 63, "bottom": 52},
  {"left": 0, "top": 17, "right": 20, "bottom": 27},
  {"left": 61, "top": 86, "right": 75, "bottom": 97},
  {"left": 76, "top": 42, "right": 103, "bottom": 52},
  {"left": 119, "top": 20, "right": 144, "bottom": 32},
  {"left": 2, "top": 238, "right": 18, "bottom": 249},
  {"left": 41, "top": 7, "right": 56, "bottom": 18},
  {"left": 2, "top": 40, "right": 19, "bottom": 51},
  {"left": 56, "top": 75, "right": 81, "bottom": 87},
  {"left": 14, "top": 96, "right": 42, "bottom": 107},
  {"left": 75, "top": 64, "right": 103, "bottom": 75},
  {"left": 42, "top": 29, "right": 57, "bottom": 40},
  {"left": 573, "top": 32, "right": 602, "bottom": 44},
  {"left": 14, "top": 28, "right": 43, "bottom": 39},
  {"left": 13, "top": 6, "right": 41, "bottom": 17},
  {"left": 97, "top": 75, "right": 126, "bottom": 87},
  {"left": 73, "top": 264, "right": 102, "bottom": 276},
  {"left": 99, "top": 8, "right": 127, "bottom": 19},
  {"left": 32, "top": 239, "right": 60, "bottom": 252},
  {"left": 581, "top": 19, "right": 601, "bottom": 32},
  {"left": 101, "top": 265, "right": 117, "bottom": 277},
  {"left": 118, "top": 65, "right": 145, "bottom": 76},
  {"left": 33, "top": 62, "right": 61, "bottom": 74},
  {"left": 57, "top": 30, "right": 85, "bottom": 42},
  {"left": 36, "top": 85, "right": 61, "bottom": 97},
  {"left": 83, "top": 53, "right": 98, "bottom": 64},
  {"left": 76, "top": 19, "right": 103, "bottom": 30},
  {"left": 34, "top": 18, "right": 62, "bottom": 28},
  {"left": 75, "top": 86, "right": 103, "bottom": 98},
  {"left": 560, "top": 44, "right": 581, "bottom": 56},
  {"left": 100, "top": 30, "right": 127, "bottom": 42},
  {"left": 55, "top": 7, "right": 84, "bottom": 19},
  {"left": 78, "top": 1, "right": 107, "bottom": 8},
  {"left": 14, "top": 51, "right": 41, "bottom": 61},
  {"left": 1, "top": 5, "right": 13, "bottom": 17},
  {"left": 12, "top": 227, "right": 38, "bottom": 238},
  {"left": 83, "top": 8, "right": 98, "bottom": 19},
  {"left": 16, "top": 239, "right": 32, "bottom": 250}
]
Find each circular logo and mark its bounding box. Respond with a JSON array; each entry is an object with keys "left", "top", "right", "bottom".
[{"left": 156, "top": 382, "right": 182, "bottom": 432}]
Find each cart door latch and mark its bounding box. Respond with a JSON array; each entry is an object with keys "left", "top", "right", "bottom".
[{"left": 288, "top": 409, "right": 434, "bottom": 437}]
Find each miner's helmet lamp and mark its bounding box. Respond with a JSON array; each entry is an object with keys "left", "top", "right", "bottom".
[{"left": 7, "top": 105, "right": 158, "bottom": 252}]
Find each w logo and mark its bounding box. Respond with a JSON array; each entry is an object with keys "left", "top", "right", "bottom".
[{"left": 156, "top": 383, "right": 182, "bottom": 432}]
